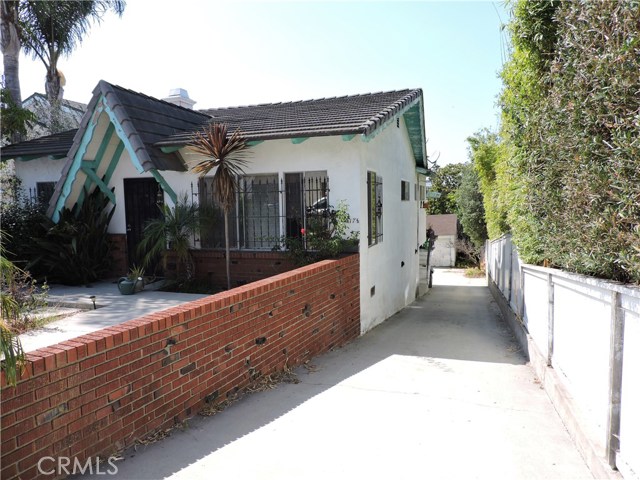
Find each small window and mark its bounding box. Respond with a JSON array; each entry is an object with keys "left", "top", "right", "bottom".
[
  {"left": 367, "top": 171, "right": 383, "bottom": 246},
  {"left": 401, "top": 180, "right": 410, "bottom": 201},
  {"left": 36, "top": 181, "right": 56, "bottom": 205}
]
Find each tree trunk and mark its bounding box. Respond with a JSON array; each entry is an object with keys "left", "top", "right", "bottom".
[
  {"left": 45, "top": 66, "right": 64, "bottom": 134},
  {"left": 224, "top": 211, "right": 231, "bottom": 290},
  {"left": 1, "top": 0, "right": 22, "bottom": 142},
  {"left": 0, "top": 1, "right": 21, "bottom": 105}
]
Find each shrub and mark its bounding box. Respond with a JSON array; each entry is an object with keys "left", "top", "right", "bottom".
[
  {"left": 28, "top": 188, "right": 115, "bottom": 285},
  {"left": 496, "top": 0, "right": 640, "bottom": 283}
]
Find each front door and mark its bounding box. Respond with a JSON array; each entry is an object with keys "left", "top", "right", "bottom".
[{"left": 123, "top": 178, "right": 162, "bottom": 270}]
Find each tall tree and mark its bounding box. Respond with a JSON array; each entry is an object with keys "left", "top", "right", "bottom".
[
  {"left": 455, "top": 163, "right": 487, "bottom": 247},
  {"left": 1, "top": 1, "right": 21, "bottom": 106},
  {"left": 425, "top": 162, "right": 466, "bottom": 215},
  {"left": 189, "top": 124, "right": 250, "bottom": 290},
  {"left": 19, "top": 0, "right": 125, "bottom": 131}
]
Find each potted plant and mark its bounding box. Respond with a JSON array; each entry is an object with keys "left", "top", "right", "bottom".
[{"left": 117, "top": 265, "right": 145, "bottom": 295}]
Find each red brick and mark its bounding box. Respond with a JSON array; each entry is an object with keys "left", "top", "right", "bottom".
[
  {"left": 94, "top": 358, "right": 120, "bottom": 375},
  {"left": 16, "top": 422, "right": 52, "bottom": 447},
  {"left": 107, "top": 385, "right": 131, "bottom": 403}
]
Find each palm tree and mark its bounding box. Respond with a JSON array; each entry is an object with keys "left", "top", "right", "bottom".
[
  {"left": 19, "top": 0, "right": 125, "bottom": 131},
  {"left": 1, "top": 1, "right": 22, "bottom": 106},
  {"left": 138, "top": 194, "right": 201, "bottom": 283},
  {"left": 189, "top": 123, "right": 250, "bottom": 290}
]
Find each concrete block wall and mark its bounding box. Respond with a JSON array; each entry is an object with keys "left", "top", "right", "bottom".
[
  {"left": 487, "top": 235, "right": 640, "bottom": 480},
  {"left": 0, "top": 255, "right": 360, "bottom": 479}
]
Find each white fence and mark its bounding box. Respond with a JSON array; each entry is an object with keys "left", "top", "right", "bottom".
[{"left": 487, "top": 235, "right": 640, "bottom": 479}]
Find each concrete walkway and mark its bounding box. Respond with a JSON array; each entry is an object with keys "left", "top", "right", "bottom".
[
  {"left": 83, "top": 269, "right": 593, "bottom": 480},
  {"left": 19, "top": 280, "right": 208, "bottom": 353}
]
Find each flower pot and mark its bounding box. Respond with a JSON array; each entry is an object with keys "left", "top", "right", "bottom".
[{"left": 117, "top": 277, "right": 136, "bottom": 295}]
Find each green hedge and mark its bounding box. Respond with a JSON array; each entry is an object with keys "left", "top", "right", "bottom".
[{"left": 498, "top": 0, "right": 640, "bottom": 283}]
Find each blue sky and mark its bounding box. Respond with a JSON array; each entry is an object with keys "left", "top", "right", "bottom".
[{"left": 16, "top": 0, "right": 508, "bottom": 166}]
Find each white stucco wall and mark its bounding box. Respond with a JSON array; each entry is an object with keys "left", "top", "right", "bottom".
[
  {"left": 13, "top": 157, "right": 66, "bottom": 201},
  {"left": 357, "top": 119, "right": 424, "bottom": 333},
  {"left": 430, "top": 235, "right": 456, "bottom": 267}
]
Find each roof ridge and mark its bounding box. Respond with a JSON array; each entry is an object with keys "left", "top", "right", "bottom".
[
  {"left": 360, "top": 88, "right": 422, "bottom": 135},
  {"left": 200, "top": 88, "right": 417, "bottom": 113},
  {"left": 100, "top": 80, "right": 211, "bottom": 120}
]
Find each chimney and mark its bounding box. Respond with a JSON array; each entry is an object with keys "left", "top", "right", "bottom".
[{"left": 162, "top": 88, "right": 196, "bottom": 109}]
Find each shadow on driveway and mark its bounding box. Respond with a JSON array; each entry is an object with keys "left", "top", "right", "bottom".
[{"left": 80, "top": 272, "right": 591, "bottom": 480}]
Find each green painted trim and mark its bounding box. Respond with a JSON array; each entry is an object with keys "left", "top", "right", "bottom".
[
  {"left": 104, "top": 141, "right": 125, "bottom": 185},
  {"left": 101, "top": 98, "right": 145, "bottom": 173},
  {"left": 415, "top": 167, "right": 428, "bottom": 175},
  {"left": 15, "top": 154, "right": 65, "bottom": 161},
  {"left": 80, "top": 164, "right": 116, "bottom": 203},
  {"left": 52, "top": 103, "right": 104, "bottom": 222},
  {"left": 341, "top": 134, "right": 356, "bottom": 142},
  {"left": 78, "top": 123, "right": 116, "bottom": 207},
  {"left": 150, "top": 169, "right": 177, "bottom": 203},
  {"left": 246, "top": 140, "right": 264, "bottom": 146},
  {"left": 291, "top": 137, "right": 309, "bottom": 144},
  {"left": 160, "top": 145, "right": 182, "bottom": 153}
]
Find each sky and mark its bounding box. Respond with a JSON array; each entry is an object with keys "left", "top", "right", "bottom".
[{"left": 13, "top": 0, "right": 509, "bottom": 166}]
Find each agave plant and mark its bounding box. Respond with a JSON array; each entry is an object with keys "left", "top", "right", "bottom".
[{"left": 189, "top": 123, "right": 250, "bottom": 290}]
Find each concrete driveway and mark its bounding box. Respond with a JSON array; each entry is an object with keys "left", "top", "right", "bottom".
[{"left": 81, "top": 269, "right": 593, "bottom": 480}]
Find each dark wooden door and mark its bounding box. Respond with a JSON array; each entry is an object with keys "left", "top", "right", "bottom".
[{"left": 124, "top": 178, "right": 162, "bottom": 269}]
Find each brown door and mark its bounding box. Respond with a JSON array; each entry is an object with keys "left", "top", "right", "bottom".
[{"left": 123, "top": 178, "right": 162, "bottom": 270}]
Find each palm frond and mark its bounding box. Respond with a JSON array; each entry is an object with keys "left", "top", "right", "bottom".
[{"left": 188, "top": 123, "right": 250, "bottom": 210}]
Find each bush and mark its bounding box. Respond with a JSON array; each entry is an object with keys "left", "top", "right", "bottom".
[
  {"left": 28, "top": 188, "right": 115, "bottom": 285},
  {"left": 276, "top": 200, "right": 359, "bottom": 266},
  {"left": 497, "top": 0, "right": 640, "bottom": 283}
]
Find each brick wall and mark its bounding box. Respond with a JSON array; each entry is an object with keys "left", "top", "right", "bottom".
[
  {"left": 106, "top": 234, "right": 128, "bottom": 278},
  {"left": 0, "top": 255, "right": 360, "bottom": 479},
  {"left": 166, "top": 250, "right": 298, "bottom": 288}
]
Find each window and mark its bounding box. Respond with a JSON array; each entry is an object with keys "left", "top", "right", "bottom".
[
  {"left": 401, "top": 180, "right": 410, "bottom": 201},
  {"left": 36, "top": 182, "right": 56, "bottom": 205},
  {"left": 367, "top": 171, "right": 383, "bottom": 246},
  {"left": 198, "top": 171, "right": 328, "bottom": 250}
]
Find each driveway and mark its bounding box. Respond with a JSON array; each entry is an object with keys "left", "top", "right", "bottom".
[{"left": 81, "top": 269, "right": 593, "bottom": 480}]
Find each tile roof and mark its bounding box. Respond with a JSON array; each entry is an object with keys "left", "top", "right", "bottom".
[
  {"left": 1, "top": 82, "right": 426, "bottom": 169},
  {"left": 0, "top": 129, "right": 77, "bottom": 160},
  {"left": 157, "top": 89, "right": 423, "bottom": 145},
  {"left": 65, "top": 81, "right": 211, "bottom": 172}
]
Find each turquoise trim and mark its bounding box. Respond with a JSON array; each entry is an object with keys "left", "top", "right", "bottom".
[
  {"left": 247, "top": 140, "right": 264, "bottom": 147},
  {"left": 80, "top": 164, "right": 116, "bottom": 203},
  {"left": 52, "top": 104, "right": 104, "bottom": 222},
  {"left": 160, "top": 145, "right": 182, "bottom": 153},
  {"left": 101, "top": 98, "right": 145, "bottom": 173},
  {"left": 291, "top": 137, "right": 309, "bottom": 144},
  {"left": 14, "top": 154, "right": 65, "bottom": 161},
  {"left": 104, "top": 141, "right": 124, "bottom": 185},
  {"left": 77, "top": 123, "right": 115, "bottom": 207},
  {"left": 341, "top": 134, "right": 356, "bottom": 142},
  {"left": 150, "top": 169, "right": 177, "bottom": 203}
]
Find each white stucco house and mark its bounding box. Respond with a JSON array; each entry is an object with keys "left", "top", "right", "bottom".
[{"left": 0, "top": 80, "right": 430, "bottom": 333}]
